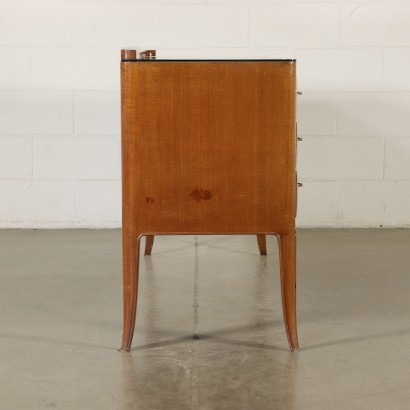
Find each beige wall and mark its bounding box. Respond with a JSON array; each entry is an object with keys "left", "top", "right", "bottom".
[{"left": 0, "top": 1, "right": 409, "bottom": 227}]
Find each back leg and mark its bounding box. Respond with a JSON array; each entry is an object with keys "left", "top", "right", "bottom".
[
  {"left": 257, "top": 234, "right": 267, "bottom": 256},
  {"left": 121, "top": 233, "right": 141, "bottom": 351},
  {"left": 145, "top": 235, "right": 154, "bottom": 256}
]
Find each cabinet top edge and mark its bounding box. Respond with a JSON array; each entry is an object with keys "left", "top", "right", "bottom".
[{"left": 121, "top": 59, "right": 296, "bottom": 63}]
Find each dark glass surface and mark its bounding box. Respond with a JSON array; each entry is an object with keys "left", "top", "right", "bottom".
[{"left": 134, "top": 59, "right": 296, "bottom": 62}]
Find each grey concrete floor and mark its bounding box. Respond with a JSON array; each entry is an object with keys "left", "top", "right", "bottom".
[{"left": 1, "top": 229, "right": 410, "bottom": 409}]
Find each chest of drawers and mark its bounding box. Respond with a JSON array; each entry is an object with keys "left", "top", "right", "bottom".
[{"left": 120, "top": 49, "right": 299, "bottom": 352}]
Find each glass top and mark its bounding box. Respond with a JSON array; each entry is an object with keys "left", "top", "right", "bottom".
[{"left": 134, "top": 59, "right": 296, "bottom": 62}]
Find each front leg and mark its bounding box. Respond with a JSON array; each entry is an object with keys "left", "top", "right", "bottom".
[
  {"left": 256, "top": 234, "right": 267, "bottom": 255},
  {"left": 278, "top": 232, "right": 299, "bottom": 351}
]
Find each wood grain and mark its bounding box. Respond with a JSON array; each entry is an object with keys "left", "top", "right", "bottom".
[{"left": 121, "top": 57, "right": 298, "bottom": 351}]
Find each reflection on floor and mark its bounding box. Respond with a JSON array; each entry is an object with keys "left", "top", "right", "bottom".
[{"left": 1, "top": 229, "right": 410, "bottom": 409}]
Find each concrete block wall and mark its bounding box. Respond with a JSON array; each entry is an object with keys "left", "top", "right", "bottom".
[{"left": 0, "top": 1, "right": 409, "bottom": 228}]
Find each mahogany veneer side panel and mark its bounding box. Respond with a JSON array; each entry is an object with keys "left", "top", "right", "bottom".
[{"left": 121, "top": 62, "right": 297, "bottom": 235}]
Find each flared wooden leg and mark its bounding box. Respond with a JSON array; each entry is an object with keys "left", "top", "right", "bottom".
[
  {"left": 278, "top": 232, "right": 299, "bottom": 351},
  {"left": 144, "top": 235, "right": 154, "bottom": 256},
  {"left": 256, "top": 234, "right": 267, "bottom": 256},
  {"left": 121, "top": 233, "right": 141, "bottom": 351}
]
